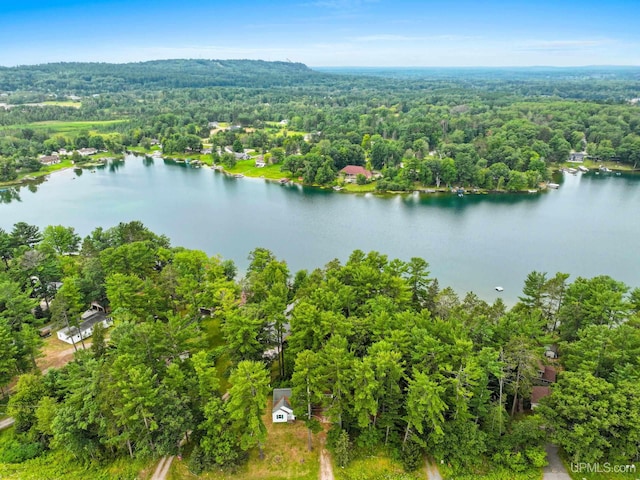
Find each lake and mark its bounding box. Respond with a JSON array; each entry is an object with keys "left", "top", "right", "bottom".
[{"left": 1, "top": 156, "right": 639, "bottom": 304}]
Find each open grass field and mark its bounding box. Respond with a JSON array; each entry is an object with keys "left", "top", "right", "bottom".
[
  {"left": 42, "top": 101, "right": 82, "bottom": 108},
  {"left": 0, "top": 120, "right": 126, "bottom": 136},
  {"left": 225, "top": 160, "right": 290, "bottom": 180},
  {"left": 168, "top": 400, "right": 321, "bottom": 480},
  {"left": 334, "top": 453, "right": 421, "bottom": 480}
]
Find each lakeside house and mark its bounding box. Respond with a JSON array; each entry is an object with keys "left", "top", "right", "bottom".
[
  {"left": 57, "top": 302, "right": 113, "bottom": 345},
  {"left": 340, "top": 165, "right": 373, "bottom": 183},
  {"left": 77, "top": 147, "right": 98, "bottom": 157},
  {"left": 272, "top": 388, "right": 295, "bottom": 423},
  {"left": 39, "top": 154, "right": 61, "bottom": 166},
  {"left": 224, "top": 146, "right": 250, "bottom": 160},
  {"left": 569, "top": 152, "right": 587, "bottom": 162}
]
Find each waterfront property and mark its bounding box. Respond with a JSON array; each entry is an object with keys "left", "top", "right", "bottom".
[{"left": 340, "top": 165, "right": 372, "bottom": 183}]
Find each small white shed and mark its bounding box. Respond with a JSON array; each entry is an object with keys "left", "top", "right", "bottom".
[{"left": 272, "top": 388, "right": 295, "bottom": 423}]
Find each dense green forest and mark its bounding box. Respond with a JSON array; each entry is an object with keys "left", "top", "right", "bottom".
[
  {"left": 0, "top": 221, "right": 638, "bottom": 478},
  {"left": 1, "top": 60, "right": 639, "bottom": 192}
]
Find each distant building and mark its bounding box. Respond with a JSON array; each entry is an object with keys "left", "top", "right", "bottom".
[
  {"left": 272, "top": 388, "right": 295, "bottom": 423},
  {"left": 57, "top": 302, "right": 113, "bottom": 345}
]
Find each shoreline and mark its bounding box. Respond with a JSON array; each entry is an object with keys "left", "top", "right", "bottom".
[
  {"left": 4, "top": 152, "right": 637, "bottom": 197},
  {"left": 0, "top": 155, "right": 124, "bottom": 188}
]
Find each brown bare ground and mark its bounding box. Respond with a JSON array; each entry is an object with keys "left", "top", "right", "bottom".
[{"left": 37, "top": 336, "right": 92, "bottom": 373}]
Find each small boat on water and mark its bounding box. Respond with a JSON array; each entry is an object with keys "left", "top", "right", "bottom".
[
  {"left": 278, "top": 178, "right": 289, "bottom": 184},
  {"left": 528, "top": 189, "right": 538, "bottom": 194},
  {"left": 495, "top": 286, "right": 504, "bottom": 292},
  {"left": 578, "top": 165, "right": 589, "bottom": 172},
  {"left": 333, "top": 186, "right": 343, "bottom": 191},
  {"left": 233, "top": 174, "right": 244, "bottom": 178},
  {"left": 547, "top": 183, "right": 560, "bottom": 189},
  {"left": 565, "top": 167, "right": 577, "bottom": 174},
  {"left": 599, "top": 165, "right": 611, "bottom": 173}
]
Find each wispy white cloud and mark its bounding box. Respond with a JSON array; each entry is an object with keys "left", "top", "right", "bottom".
[
  {"left": 518, "top": 39, "right": 614, "bottom": 52},
  {"left": 352, "top": 34, "right": 480, "bottom": 43},
  {"left": 303, "top": 0, "right": 379, "bottom": 8}
]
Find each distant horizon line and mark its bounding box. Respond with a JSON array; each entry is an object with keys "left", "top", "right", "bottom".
[{"left": 1, "top": 58, "right": 640, "bottom": 69}]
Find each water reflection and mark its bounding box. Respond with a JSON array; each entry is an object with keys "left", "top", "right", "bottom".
[
  {"left": 0, "top": 187, "right": 21, "bottom": 203},
  {"left": 108, "top": 159, "right": 124, "bottom": 172}
]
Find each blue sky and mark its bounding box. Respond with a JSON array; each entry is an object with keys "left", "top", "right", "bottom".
[{"left": 0, "top": 0, "right": 638, "bottom": 67}]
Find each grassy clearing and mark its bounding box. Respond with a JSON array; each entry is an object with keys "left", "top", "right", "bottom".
[
  {"left": 334, "top": 452, "right": 420, "bottom": 480},
  {"left": 225, "top": 160, "right": 289, "bottom": 180},
  {"left": 0, "top": 120, "right": 126, "bottom": 136},
  {"left": 36, "top": 335, "right": 91, "bottom": 372},
  {"left": 341, "top": 182, "right": 377, "bottom": 193},
  {"left": 559, "top": 159, "right": 637, "bottom": 172},
  {"left": 169, "top": 401, "right": 320, "bottom": 480},
  {"left": 42, "top": 101, "right": 82, "bottom": 108}
]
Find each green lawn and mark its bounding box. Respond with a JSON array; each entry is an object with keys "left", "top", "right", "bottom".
[
  {"left": 168, "top": 402, "right": 320, "bottom": 480},
  {"left": 0, "top": 120, "right": 126, "bottom": 136},
  {"left": 42, "top": 101, "right": 82, "bottom": 108},
  {"left": 225, "top": 160, "right": 290, "bottom": 180},
  {"left": 342, "top": 182, "right": 378, "bottom": 193},
  {"left": 335, "top": 453, "right": 422, "bottom": 480}
]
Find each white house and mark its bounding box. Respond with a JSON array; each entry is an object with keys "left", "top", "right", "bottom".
[
  {"left": 57, "top": 302, "right": 113, "bottom": 345},
  {"left": 272, "top": 388, "right": 295, "bottom": 423}
]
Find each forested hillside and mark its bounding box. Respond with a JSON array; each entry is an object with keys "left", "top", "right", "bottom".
[
  {"left": 0, "top": 221, "right": 638, "bottom": 478},
  {"left": 0, "top": 59, "right": 326, "bottom": 93}
]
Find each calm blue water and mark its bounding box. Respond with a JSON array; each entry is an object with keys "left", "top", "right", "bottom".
[{"left": 1, "top": 157, "right": 638, "bottom": 304}]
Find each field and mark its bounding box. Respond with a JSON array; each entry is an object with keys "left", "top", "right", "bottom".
[
  {"left": 42, "top": 101, "right": 82, "bottom": 108},
  {"left": 168, "top": 403, "right": 321, "bottom": 480},
  {"left": 0, "top": 120, "right": 127, "bottom": 136},
  {"left": 334, "top": 453, "right": 422, "bottom": 480},
  {"left": 225, "top": 159, "right": 290, "bottom": 180}
]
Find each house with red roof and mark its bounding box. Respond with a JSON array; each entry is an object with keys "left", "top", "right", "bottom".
[{"left": 340, "top": 165, "right": 372, "bottom": 183}]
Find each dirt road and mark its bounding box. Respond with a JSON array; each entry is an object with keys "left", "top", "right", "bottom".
[
  {"left": 320, "top": 448, "right": 334, "bottom": 480},
  {"left": 425, "top": 460, "right": 443, "bottom": 480},
  {"left": 543, "top": 444, "right": 571, "bottom": 480},
  {"left": 150, "top": 455, "right": 175, "bottom": 480}
]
